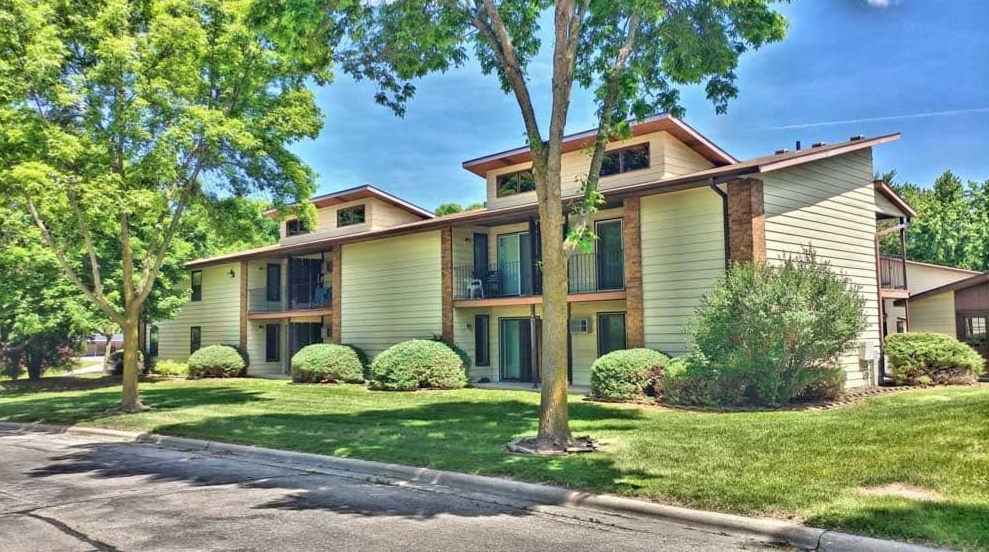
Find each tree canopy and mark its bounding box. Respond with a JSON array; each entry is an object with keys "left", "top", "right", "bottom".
[
  {"left": 435, "top": 202, "right": 484, "bottom": 216},
  {"left": 0, "top": 0, "right": 328, "bottom": 408},
  {"left": 881, "top": 170, "right": 989, "bottom": 271}
]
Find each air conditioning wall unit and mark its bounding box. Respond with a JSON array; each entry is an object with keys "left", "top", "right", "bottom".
[{"left": 569, "top": 317, "right": 591, "bottom": 334}]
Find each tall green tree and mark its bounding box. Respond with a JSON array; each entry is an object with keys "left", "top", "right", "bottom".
[
  {"left": 261, "top": 0, "right": 788, "bottom": 448},
  {"left": 0, "top": 0, "right": 328, "bottom": 411},
  {"left": 880, "top": 170, "right": 989, "bottom": 271},
  {"left": 435, "top": 201, "right": 484, "bottom": 216}
]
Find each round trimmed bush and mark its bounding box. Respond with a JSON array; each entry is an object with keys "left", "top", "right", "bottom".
[
  {"left": 109, "top": 350, "right": 146, "bottom": 376},
  {"left": 291, "top": 344, "right": 365, "bottom": 384},
  {"left": 885, "top": 332, "right": 985, "bottom": 386},
  {"left": 222, "top": 343, "right": 251, "bottom": 373},
  {"left": 188, "top": 345, "right": 246, "bottom": 379},
  {"left": 370, "top": 339, "right": 467, "bottom": 391},
  {"left": 589, "top": 348, "right": 669, "bottom": 401}
]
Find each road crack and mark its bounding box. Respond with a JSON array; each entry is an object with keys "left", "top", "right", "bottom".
[{"left": 22, "top": 511, "right": 122, "bottom": 552}]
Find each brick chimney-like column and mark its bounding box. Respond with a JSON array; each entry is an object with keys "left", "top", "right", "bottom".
[{"left": 727, "top": 178, "right": 766, "bottom": 264}]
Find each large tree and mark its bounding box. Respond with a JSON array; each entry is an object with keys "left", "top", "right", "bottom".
[
  {"left": 261, "top": 0, "right": 788, "bottom": 449},
  {"left": 0, "top": 0, "right": 329, "bottom": 411},
  {"left": 880, "top": 170, "right": 989, "bottom": 271}
]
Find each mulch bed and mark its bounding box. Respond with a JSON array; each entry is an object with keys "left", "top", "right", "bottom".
[{"left": 582, "top": 383, "right": 984, "bottom": 413}]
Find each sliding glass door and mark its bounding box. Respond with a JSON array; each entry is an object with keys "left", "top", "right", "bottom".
[{"left": 500, "top": 318, "right": 539, "bottom": 382}]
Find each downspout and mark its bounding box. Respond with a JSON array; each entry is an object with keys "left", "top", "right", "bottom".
[{"left": 709, "top": 177, "right": 730, "bottom": 271}]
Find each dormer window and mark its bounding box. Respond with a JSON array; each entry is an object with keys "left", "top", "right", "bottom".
[
  {"left": 600, "top": 143, "right": 650, "bottom": 177},
  {"left": 496, "top": 170, "right": 536, "bottom": 198},
  {"left": 286, "top": 219, "right": 308, "bottom": 237},
  {"left": 337, "top": 204, "right": 366, "bottom": 227}
]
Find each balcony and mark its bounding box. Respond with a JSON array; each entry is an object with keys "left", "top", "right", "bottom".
[
  {"left": 248, "top": 282, "right": 331, "bottom": 315},
  {"left": 879, "top": 256, "right": 907, "bottom": 291},
  {"left": 453, "top": 250, "right": 624, "bottom": 301}
]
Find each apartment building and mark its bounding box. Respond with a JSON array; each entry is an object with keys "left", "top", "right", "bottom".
[{"left": 150, "top": 114, "right": 914, "bottom": 388}]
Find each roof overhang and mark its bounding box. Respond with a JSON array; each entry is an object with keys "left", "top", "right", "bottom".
[
  {"left": 263, "top": 184, "right": 435, "bottom": 220},
  {"left": 461, "top": 114, "right": 737, "bottom": 177},
  {"left": 874, "top": 179, "right": 918, "bottom": 218},
  {"left": 189, "top": 133, "right": 900, "bottom": 269}
]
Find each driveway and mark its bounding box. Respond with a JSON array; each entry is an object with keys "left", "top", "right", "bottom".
[{"left": 0, "top": 429, "right": 778, "bottom": 551}]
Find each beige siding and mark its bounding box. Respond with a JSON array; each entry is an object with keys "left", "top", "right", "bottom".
[
  {"left": 906, "top": 262, "right": 978, "bottom": 294},
  {"left": 661, "top": 133, "right": 715, "bottom": 177},
  {"left": 340, "top": 231, "right": 443, "bottom": 357},
  {"left": 569, "top": 300, "right": 627, "bottom": 385},
  {"left": 247, "top": 321, "right": 287, "bottom": 377},
  {"left": 370, "top": 198, "right": 423, "bottom": 229},
  {"left": 486, "top": 131, "right": 712, "bottom": 210},
  {"left": 763, "top": 148, "right": 880, "bottom": 387},
  {"left": 154, "top": 263, "right": 241, "bottom": 362},
  {"left": 908, "top": 293, "right": 957, "bottom": 335},
  {"left": 875, "top": 189, "right": 911, "bottom": 218},
  {"left": 640, "top": 188, "right": 726, "bottom": 355}
]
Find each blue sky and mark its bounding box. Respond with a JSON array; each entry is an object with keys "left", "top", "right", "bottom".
[{"left": 291, "top": 0, "right": 989, "bottom": 212}]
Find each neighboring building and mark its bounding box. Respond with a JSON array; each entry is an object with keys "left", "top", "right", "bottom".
[
  {"left": 150, "top": 114, "right": 914, "bottom": 388},
  {"left": 896, "top": 271, "right": 989, "bottom": 362},
  {"left": 882, "top": 260, "right": 980, "bottom": 337}
]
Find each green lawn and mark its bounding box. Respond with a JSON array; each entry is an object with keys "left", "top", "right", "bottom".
[{"left": 1, "top": 377, "right": 987, "bottom": 549}]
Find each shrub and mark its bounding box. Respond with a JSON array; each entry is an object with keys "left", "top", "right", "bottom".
[
  {"left": 343, "top": 344, "right": 370, "bottom": 379},
  {"left": 885, "top": 332, "right": 984, "bottom": 386},
  {"left": 370, "top": 339, "right": 467, "bottom": 391},
  {"left": 291, "top": 344, "right": 365, "bottom": 384},
  {"left": 688, "top": 249, "right": 866, "bottom": 407},
  {"left": 589, "top": 349, "right": 669, "bottom": 401},
  {"left": 431, "top": 334, "right": 472, "bottom": 373},
  {"left": 109, "top": 350, "right": 147, "bottom": 376},
  {"left": 221, "top": 343, "right": 251, "bottom": 375},
  {"left": 663, "top": 353, "right": 746, "bottom": 407},
  {"left": 187, "top": 345, "right": 245, "bottom": 378},
  {"left": 153, "top": 359, "right": 189, "bottom": 377},
  {"left": 792, "top": 364, "right": 846, "bottom": 403}
]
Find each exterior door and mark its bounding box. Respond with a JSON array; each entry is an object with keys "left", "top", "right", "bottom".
[
  {"left": 596, "top": 219, "right": 624, "bottom": 291},
  {"left": 498, "top": 234, "right": 521, "bottom": 295},
  {"left": 597, "top": 312, "right": 627, "bottom": 357},
  {"left": 500, "top": 318, "right": 540, "bottom": 382},
  {"left": 473, "top": 233, "right": 489, "bottom": 279}
]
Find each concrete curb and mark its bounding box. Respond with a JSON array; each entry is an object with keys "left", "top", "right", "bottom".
[{"left": 0, "top": 422, "right": 948, "bottom": 552}]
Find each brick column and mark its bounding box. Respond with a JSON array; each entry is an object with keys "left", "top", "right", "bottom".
[
  {"left": 441, "top": 227, "right": 454, "bottom": 342},
  {"left": 331, "top": 246, "right": 342, "bottom": 343},
  {"left": 239, "top": 260, "right": 248, "bottom": 350},
  {"left": 623, "top": 197, "right": 645, "bottom": 348},
  {"left": 727, "top": 178, "right": 766, "bottom": 264}
]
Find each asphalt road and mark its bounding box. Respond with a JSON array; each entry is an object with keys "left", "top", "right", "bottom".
[{"left": 0, "top": 429, "right": 780, "bottom": 551}]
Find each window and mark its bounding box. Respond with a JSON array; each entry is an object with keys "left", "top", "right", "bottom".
[
  {"left": 190, "top": 326, "right": 202, "bottom": 353},
  {"left": 496, "top": 170, "right": 536, "bottom": 197},
  {"left": 149, "top": 326, "right": 159, "bottom": 357},
  {"left": 600, "top": 143, "right": 650, "bottom": 177},
  {"left": 266, "top": 264, "right": 281, "bottom": 302},
  {"left": 966, "top": 316, "right": 987, "bottom": 337},
  {"left": 285, "top": 219, "right": 308, "bottom": 237},
  {"left": 895, "top": 318, "right": 907, "bottom": 333},
  {"left": 190, "top": 270, "right": 202, "bottom": 301},
  {"left": 337, "top": 205, "right": 366, "bottom": 227},
  {"left": 474, "top": 315, "right": 490, "bottom": 366},
  {"left": 596, "top": 312, "right": 627, "bottom": 357},
  {"left": 265, "top": 324, "right": 281, "bottom": 362}
]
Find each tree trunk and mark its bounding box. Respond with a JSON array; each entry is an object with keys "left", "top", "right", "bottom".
[
  {"left": 119, "top": 310, "right": 145, "bottom": 412},
  {"left": 535, "top": 166, "right": 574, "bottom": 448},
  {"left": 102, "top": 332, "right": 114, "bottom": 374}
]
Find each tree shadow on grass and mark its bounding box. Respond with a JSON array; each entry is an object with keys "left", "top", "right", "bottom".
[
  {"left": 14, "top": 399, "right": 657, "bottom": 521},
  {"left": 0, "top": 382, "right": 271, "bottom": 425},
  {"left": 805, "top": 500, "right": 989, "bottom": 550}
]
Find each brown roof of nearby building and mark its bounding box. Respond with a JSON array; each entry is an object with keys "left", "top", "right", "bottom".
[
  {"left": 461, "top": 114, "right": 738, "bottom": 176},
  {"left": 263, "top": 184, "right": 436, "bottom": 220},
  {"left": 897, "top": 271, "right": 989, "bottom": 305},
  {"left": 188, "top": 132, "right": 901, "bottom": 269}
]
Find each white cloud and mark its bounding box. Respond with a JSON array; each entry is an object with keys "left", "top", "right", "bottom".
[{"left": 864, "top": 0, "right": 900, "bottom": 7}]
